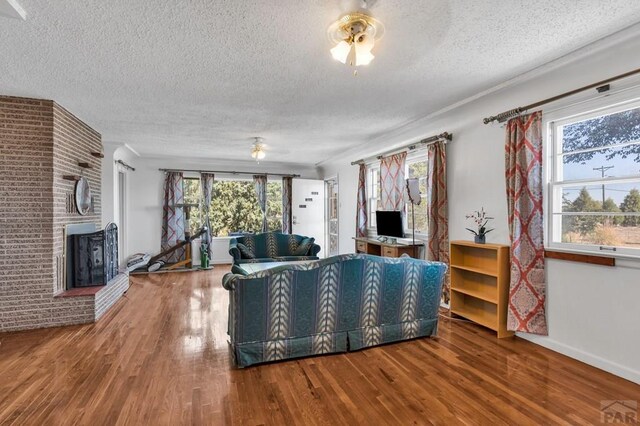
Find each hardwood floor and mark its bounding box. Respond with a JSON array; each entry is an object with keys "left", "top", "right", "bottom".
[{"left": 0, "top": 266, "right": 638, "bottom": 425}]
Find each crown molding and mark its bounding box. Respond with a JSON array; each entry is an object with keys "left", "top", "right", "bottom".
[{"left": 316, "top": 21, "right": 640, "bottom": 167}]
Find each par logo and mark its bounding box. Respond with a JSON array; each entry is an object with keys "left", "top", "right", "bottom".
[{"left": 601, "top": 400, "right": 637, "bottom": 424}]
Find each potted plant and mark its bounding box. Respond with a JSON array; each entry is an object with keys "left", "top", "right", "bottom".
[{"left": 466, "top": 208, "right": 494, "bottom": 244}]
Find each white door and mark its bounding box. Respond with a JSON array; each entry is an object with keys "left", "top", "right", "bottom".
[{"left": 292, "top": 179, "right": 326, "bottom": 257}]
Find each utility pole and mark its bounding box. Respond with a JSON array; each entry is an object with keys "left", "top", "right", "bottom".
[{"left": 593, "top": 165, "right": 614, "bottom": 207}]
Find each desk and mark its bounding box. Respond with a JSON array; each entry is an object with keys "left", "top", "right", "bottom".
[{"left": 353, "top": 237, "right": 423, "bottom": 259}]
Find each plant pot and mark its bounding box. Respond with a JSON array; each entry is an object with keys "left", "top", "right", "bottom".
[{"left": 474, "top": 234, "right": 486, "bottom": 244}]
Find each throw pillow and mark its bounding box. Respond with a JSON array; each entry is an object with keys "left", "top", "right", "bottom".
[
  {"left": 293, "top": 237, "right": 315, "bottom": 256},
  {"left": 237, "top": 243, "right": 256, "bottom": 259}
]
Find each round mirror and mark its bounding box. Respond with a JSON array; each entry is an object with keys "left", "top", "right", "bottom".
[{"left": 75, "top": 177, "right": 92, "bottom": 215}]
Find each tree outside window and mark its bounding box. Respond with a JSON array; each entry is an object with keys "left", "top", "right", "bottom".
[
  {"left": 406, "top": 160, "right": 428, "bottom": 235},
  {"left": 182, "top": 178, "right": 284, "bottom": 237},
  {"left": 551, "top": 103, "right": 640, "bottom": 254}
]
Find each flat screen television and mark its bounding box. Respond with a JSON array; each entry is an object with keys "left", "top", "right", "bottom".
[{"left": 376, "top": 211, "right": 404, "bottom": 238}]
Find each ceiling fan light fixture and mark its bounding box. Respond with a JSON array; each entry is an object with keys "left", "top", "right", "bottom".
[
  {"left": 354, "top": 34, "right": 375, "bottom": 66},
  {"left": 327, "top": 11, "right": 384, "bottom": 70},
  {"left": 330, "top": 40, "right": 352, "bottom": 64},
  {"left": 251, "top": 137, "right": 266, "bottom": 160}
]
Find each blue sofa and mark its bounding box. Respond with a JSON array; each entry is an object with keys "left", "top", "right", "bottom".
[
  {"left": 222, "top": 253, "right": 447, "bottom": 367},
  {"left": 228, "top": 232, "right": 321, "bottom": 267}
]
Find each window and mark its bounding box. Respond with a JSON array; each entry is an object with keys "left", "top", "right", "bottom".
[
  {"left": 367, "top": 166, "right": 380, "bottom": 227},
  {"left": 405, "top": 158, "right": 428, "bottom": 235},
  {"left": 183, "top": 177, "right": 202, "bottom": 236},
  {"left": 266, "top": 181, "right": 283, "bottom": 232},
  {"left": 209, "top": 179, "right": 283, "bottom": 237},
  {"left": 181, "top": 178, "right": 283, "bottom": 237},
  {"left": 548, "top": 101, "right": 640, "bottom": 257},
  {"left": 366, "top": 153, "right": 429, "bottom": 235}
]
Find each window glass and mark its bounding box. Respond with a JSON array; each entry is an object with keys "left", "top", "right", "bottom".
[
  {"left": 209, "top": 180, "right": 282, "bottom": 236},
  {"left": 550, "top": 103, "right": 640, "bottom": 254},
  {"left": 183, "top": 178, "right": 201, "bottom": 236},
  {"left": 406, "top": 160, "right": 428, "bottom": 235}
]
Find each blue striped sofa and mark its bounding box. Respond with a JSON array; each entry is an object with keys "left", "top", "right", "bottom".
[
  {"left": 228, "top": 232, "right": 321, "bottom": 273},
  {"left": 222, "top": 253, "right": 447, "bottom": 367}
]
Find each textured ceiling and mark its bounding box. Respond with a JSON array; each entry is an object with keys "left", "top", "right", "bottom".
[{"left": 2, "top": 1, "right": 640, "bottom": 164}]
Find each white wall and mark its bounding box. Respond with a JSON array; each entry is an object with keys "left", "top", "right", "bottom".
[
  {"left": 127, "top": 156, "right": 319, "bottom": 263},
  {"left": 318, "top": 27, "right": 640, "bottom": 384},
  {"left": 102, "top": 143, "right": 139, "bottom": 260}
]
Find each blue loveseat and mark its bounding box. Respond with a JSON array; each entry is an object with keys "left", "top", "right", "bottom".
[
  {"left": 228, "top": 232, "right": 321, "bottom": 268},
  {"left": 222, "top": 253, "right": 447, "bottom": 367}
]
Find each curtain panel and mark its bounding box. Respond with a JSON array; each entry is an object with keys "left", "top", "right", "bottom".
[
  {"left": 380, "top": 152, "right": 407, "bottom": 212},
  {"left": 161, "top": 172, "right": 186, "bottom": 263},
  {"left": 356, "top": 164, "right": 368, "bottom": 237},
  {"left": 427, "top": 141, "right": 450, "bottom": 304},
  {"left": 200, "top": 172, "right": 215, "bottom": 258},
  {"left": 253, "top": 175, "right": 268, "bottom": 232},
  {"left": 505, "top": 111, "right": 548, "bottom": 335},
  {"left": 282, "top": 176, "right": 293, "bottom": 234}
]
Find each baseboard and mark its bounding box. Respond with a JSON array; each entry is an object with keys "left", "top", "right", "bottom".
[{"left": 517, "top": 333, "right": 640, "bottom": 385}]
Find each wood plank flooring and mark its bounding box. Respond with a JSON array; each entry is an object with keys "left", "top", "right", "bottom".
[{"left": 0, "top": 266, "right": 638, "bottom": 425}]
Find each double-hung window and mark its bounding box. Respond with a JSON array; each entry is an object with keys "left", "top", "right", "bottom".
[
  {"left": 405, "top": 156, "right": 428, "bottom": 235},
  {"left": 548, "top": 100, "right": 640, "bottom": 257},
  {"left": 365, "top": 152, "right": 429, "bottom": 236},
  {"left": 367, "top": 165, "right": 381, "bottom": 228}
]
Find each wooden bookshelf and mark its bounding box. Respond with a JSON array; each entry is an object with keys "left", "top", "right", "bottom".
[{"left": 450, "top": 240, "right": 513, "bottom": 338}]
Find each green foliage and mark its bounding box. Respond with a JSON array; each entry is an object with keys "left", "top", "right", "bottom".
[
  {"left": 180, "top": 178, "right": 284, "bottom": 237},
  {"left": 207, "top": 180, "right": 282, "bottom": 236},
  {"left": 406, "top": 160, "right": 428, "bottom": 234},
  {"left": 564, "top": 187, "right": 601, "bottom": 235},
  {"left": 602, "top": 197, "right": 622, "bottom": 226},
  {"left": 562, "top": 108, "right": 640, "bottom": 164},
  {"left": 183, "top": 178, "right": 202, "bottom": 236},
  {"left": 620, "top": 188, "right": 640, "bottom": 226}
]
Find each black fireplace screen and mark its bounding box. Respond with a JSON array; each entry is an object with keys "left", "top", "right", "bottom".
[{"left": 67, "top": 223, "right": 118, "bottom": 288}]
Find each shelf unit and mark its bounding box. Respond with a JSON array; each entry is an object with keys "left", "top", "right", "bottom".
[{"left": 449, "top": 240, "right": 513, "bottom": 338}]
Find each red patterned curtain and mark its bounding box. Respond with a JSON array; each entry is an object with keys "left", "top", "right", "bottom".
[
  {"left": 380, "top": 152, "right": 407, "bottom": 211},
  {"left": 505, "top": 111, "right": 547, "bottom": 335},
  {"left": 282, "top": 176, "right": 293, "bottom": 233},
  {"left": 427, "top": 141, "right": 450, "bottom": 303},
  {"left": 161, "top": 172, "right": 185, "bottom": 263},
  {"left": 356, "top": 164, "right": 368, "bottom": 237}
]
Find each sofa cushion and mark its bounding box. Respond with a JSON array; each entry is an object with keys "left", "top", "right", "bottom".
[
  {"left": 293, "top": 237, "right": 315, "bottom": 255},
  {"left": 272, "top": 256, "right": 319, "bottom": 262},
  {"left": 236, "top": 243, "right": 256, "bottom": 259}
]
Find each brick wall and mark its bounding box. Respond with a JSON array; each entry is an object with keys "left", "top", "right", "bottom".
[
  {"left": 52, "top": 102, "right": 103, "bottom": 293},
  {"left": 0, "top": 95, "right": 127, "bottom": 332}
]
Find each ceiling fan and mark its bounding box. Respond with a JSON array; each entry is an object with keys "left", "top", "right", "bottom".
[{"left": 249, "top": 137, "right": 290, "bottom": 161}]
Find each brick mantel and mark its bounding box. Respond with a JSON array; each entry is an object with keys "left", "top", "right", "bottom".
[{"left": 0, "top": 95, "right": 128, "bottom": 332}]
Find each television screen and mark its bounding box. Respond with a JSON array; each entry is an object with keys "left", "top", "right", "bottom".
[{"left": 376, "top": 211, "right": 404, "bottom": 238}]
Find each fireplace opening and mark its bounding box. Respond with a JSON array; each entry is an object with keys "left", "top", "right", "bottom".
[{"left": 64, "top": 223, "right": 119, "bottom": 289}]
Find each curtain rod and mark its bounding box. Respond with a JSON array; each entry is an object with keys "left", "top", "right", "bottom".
[
  {"left": 350, "top": 132, "right": 452, "bottom": 165},
  {"left": 158, "top": 168, "right": 300, "bottom": 178},
  {"left": 483, "top": 66, "right": 640, "bottom": 124},
  {"left": 116, "top": 159, "right": 135, "bottom": 171}
]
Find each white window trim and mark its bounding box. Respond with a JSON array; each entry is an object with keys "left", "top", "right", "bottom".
[
  {"left": 543, "top": 83, "right": 640, "bottom": 260},
  {"left": 366, "top": 161, "right": 380, "bottom": 233}
]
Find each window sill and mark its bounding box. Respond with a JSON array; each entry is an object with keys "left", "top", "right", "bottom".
[
  {"left": 545, "top": 245, "right": 640, "bottom": 262},
  {"left": 544, "top": 249, "right": 615, "bottom": 266}
]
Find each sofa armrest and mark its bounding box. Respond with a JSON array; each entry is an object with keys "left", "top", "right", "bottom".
[
  {"left": 222, "top": 272, "right": 238, "bottom": 291},
  {"left": 228, "top": 238, "right": 241, "bottom": 263},
  {"left": 309, "top": 243, "right": 321, "bottom": 257}
]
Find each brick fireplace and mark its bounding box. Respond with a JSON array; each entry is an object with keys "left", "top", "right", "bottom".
[{"left": 0, "top": 95, "right": 129, "bottom": 332}]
